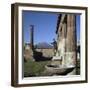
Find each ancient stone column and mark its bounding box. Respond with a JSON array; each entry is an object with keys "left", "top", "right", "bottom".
[
  {"left": 62, "top": 22, "right": 67, "bottom": 66},
  {"left": 65, "top": 14, "right": 77, "bottom": 75},
  {"left": 30, "top": 25, "right": 34, "bottom": 50},
  {"left": 24, "top": 25, "right": 35, "bottom": 61}
]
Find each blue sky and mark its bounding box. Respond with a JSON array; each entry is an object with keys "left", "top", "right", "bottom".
[
  {"left": 22, "top": 11, "right": 80, "bottom": 44},
  {"left": 76, "top": 15, "right": 80, "bottom": 42}
]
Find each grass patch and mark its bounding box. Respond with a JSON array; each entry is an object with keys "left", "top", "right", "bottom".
[
  {"left": 24, "top": 59, "right": 80, "bottom": 77},
  {"left": 24, "top": 60, "right": 50, "bottom": 77}
]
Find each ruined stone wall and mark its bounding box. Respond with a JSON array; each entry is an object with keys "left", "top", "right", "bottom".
[
  {"left": 36, "top": 48, "right": 54, "bottom": 57},
  {"left": 24, "top": 44, "right": 34, "bottom": 61}
]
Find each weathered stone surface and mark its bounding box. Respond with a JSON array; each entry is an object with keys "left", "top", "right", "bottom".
[
  {"left": 66, "top": 14, "right": 76, "bottom": 52},
  {"left": 55, "top": 14, "right": 77, "bottom": 75},
  {"left": 36, "top": 48, "right": 54, "bottom": 57},
  {"left": 24, "top": 44, "right": 34, "bottom": 61},
  {"left": 65, "top": 14, "right": 77, "bottom": 75}
]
